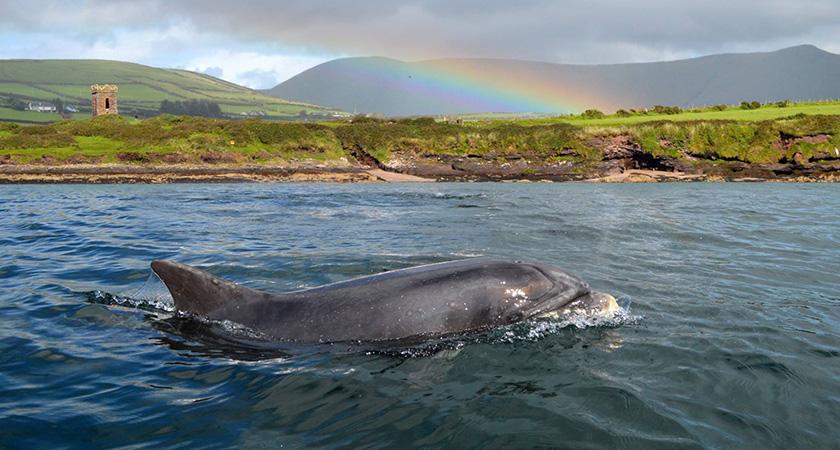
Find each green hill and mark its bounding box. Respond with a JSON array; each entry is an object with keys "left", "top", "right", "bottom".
[{"left": 0, "top": 59, "right": 341, "bottom": 123}]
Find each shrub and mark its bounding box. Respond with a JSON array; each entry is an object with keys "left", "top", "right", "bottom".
[
  {"left": 652, "top": 105, "right": 682, "bottom": 115},
  {"left": 396, "top": 117, "right": 437, "bottom": 126},
  {"left": 0, "top": 132, "right": 76, "bottom": 149},
  {"left": 711, "top": 104, "right": 728, "bottom": 111},
  {"left": 581, "top": 109, "right": 605, "bottom": 119},
  {"left": 18, "top": 125, "right": 58, "bottom": 135},
  {"left": 740, "top": 101, "right": 761, "bottom": 110},
  {"left": 0, "top": 122, "right": 19, "bottom": 132},
  {"left": 615, "top": 109, "right": 632, "bottom": 117},
  {"left": 775, "top": 100, "right": 791, "bottom": 108},
  {"left": 349, "top": 116, "right": 386, "bottom": 124}
]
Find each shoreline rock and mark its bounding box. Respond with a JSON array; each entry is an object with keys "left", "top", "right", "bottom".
[{"left": 1, "top": 163, "right": 838, "bottom": 183}]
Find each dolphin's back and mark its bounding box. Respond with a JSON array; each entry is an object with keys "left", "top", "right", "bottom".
[{"left": 152, "top": 258, "right": 590, "bottom": 342}]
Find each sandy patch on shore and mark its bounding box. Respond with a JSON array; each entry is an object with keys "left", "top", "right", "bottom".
[
  {"left": 365, "top": 168, "right": 434, "bottom": 182},
  {"left": 589, "top": 169, "right": 706, "bottom": 183}
]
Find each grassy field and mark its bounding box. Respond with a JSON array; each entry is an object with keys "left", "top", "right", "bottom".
[
  {"left": 0, "top": 106, "right": 82, "bottom": 123},
  {"left": 462, "top": 101, "right": 840, "bottom": 127},
  {"left": 0, "top": 60, "right": 341, "bottom": 122}
]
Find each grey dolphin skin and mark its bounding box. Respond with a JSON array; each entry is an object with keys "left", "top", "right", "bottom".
[{"left": 151, "top": 258, "right": 618, "bottom": 343}]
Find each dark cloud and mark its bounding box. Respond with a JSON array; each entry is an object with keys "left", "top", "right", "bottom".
[{"left": 1, "top": 0, "right": 839, "bottom": 63}]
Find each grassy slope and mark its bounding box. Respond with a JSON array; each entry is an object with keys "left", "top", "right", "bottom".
[
  {"left": 0, "top": 116, "right": 348, "bottom": 165},
  {"left": 0, "top": 60, "right": 339, "bottom": 122}
]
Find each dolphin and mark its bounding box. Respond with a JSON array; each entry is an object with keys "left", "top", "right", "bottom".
[{"left": 151, "top": 258, "right": 618, "bottom": 343}]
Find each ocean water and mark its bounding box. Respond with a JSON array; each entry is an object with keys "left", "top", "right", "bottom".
[{"left": 1, "top": 182, "right": 838, "bottom": 449}]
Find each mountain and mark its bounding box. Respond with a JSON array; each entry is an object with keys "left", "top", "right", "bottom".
[
  {"left": 0, "top": 59, "right": 337, "bottom": 122},
  {"left": 266, "top": 45, "right": 840, "bottom": 116}
]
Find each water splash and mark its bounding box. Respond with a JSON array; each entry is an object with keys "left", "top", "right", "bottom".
[
  {"left": 87, "top": 271, "right": 174, "bottom": 312},
  {"left": 87, "top": 290, "right": 174, "bottom": 313},
  {"left": 522, "top": 306, "right": 636, "bottom": 341},
  {"left": 499, "top": 295, "right": 638, "bottom": 343}
]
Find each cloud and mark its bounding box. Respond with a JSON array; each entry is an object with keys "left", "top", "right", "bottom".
[
  {"left": 199, "top": 66, "right": 223, "bottom": 78},
  {"left": 183, "top": 51, "right": 332, "bottom": 88},
  {"left": 0, "top": 0, "right": 838, "bottom": 86}
]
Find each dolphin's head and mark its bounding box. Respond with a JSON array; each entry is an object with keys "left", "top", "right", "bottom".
[{"left": 492, "top": 261, "right": 618, "bottom": 322}]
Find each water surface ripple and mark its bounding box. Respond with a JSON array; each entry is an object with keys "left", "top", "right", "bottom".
[{"left": 1, "top": 183, "right": 839, "bottom": 448}]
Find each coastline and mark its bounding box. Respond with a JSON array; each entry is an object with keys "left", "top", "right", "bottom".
[
  {"left": 2, "top": 163, "right": 838, "bottom": 183},
  {"left": 4, "top": 114, "right": 840, "bottom": 184}
]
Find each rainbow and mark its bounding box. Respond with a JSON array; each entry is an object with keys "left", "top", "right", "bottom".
[{"left": 331, "top": 56, "right": 622, "bottom": 114}]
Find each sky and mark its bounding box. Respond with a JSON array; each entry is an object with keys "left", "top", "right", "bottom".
[{"left": 0, "top": 0, "right": 839, "bottom": 89}]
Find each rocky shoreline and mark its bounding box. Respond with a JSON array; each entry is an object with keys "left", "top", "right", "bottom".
[
  {"left": 0, "top": 164, "right": 378, "bottom": 184},
  {"left": 1, "top": 160, "right": 838, "bottom": 183},
  {"left": 348, "top": 141, "right": 840, "bottom": 183}
]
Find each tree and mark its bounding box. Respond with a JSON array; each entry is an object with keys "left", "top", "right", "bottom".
[
  {"left": 53, "top": 98, "right": 64, "bottom": 115},
  {"left": 6, "top": 96, "right": 26, "bottom": 111}
]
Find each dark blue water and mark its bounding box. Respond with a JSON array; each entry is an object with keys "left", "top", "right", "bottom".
[{"left": 1, "top": 183, "right": 839, "bottom": 449}]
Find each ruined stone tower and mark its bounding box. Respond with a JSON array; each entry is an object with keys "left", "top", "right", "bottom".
[{"left": 91, "top": 84, "right": 118, "bottom": 117}]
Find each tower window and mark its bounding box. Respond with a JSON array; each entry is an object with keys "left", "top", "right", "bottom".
[{"left": 105, "top": 98, "right": 110, "bottom": 110}]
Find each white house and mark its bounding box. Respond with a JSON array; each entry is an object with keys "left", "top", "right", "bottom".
[{"left": 27, "top": 102, "right": 57, "bottom": 113}]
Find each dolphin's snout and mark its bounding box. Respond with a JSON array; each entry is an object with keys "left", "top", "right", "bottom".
[
  {"left": 585, "top": 292, "right": 619, "bottom": 316},
  {"left": 537, "top": 291, "right": 619, "bottom": 320}
]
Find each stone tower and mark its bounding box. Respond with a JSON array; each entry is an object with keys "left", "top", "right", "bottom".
[{"left": 91, "top": 84, "right": 118, "bottom": 117}]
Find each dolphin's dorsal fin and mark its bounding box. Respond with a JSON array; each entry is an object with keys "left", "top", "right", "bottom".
[{"left": 151, "top": 260, "right": 255, "bottom": 316}]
